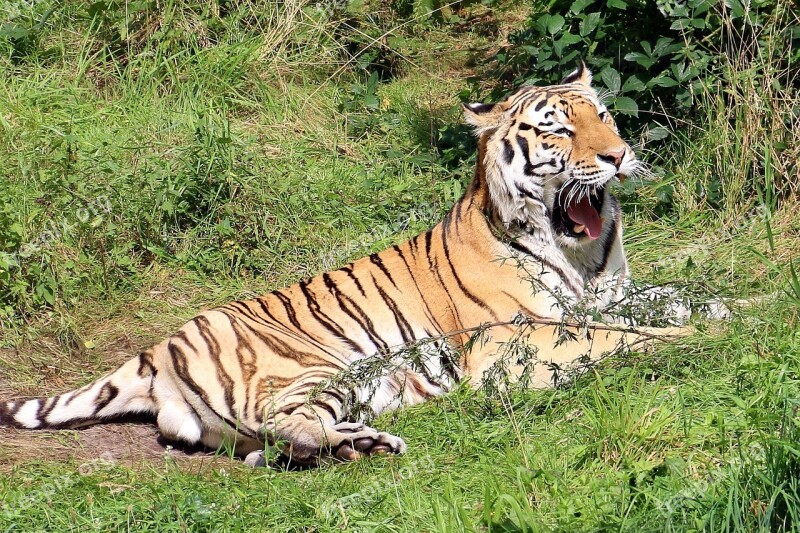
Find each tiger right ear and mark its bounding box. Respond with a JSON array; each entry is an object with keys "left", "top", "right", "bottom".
[
  {"left": 462, "top": 102, "right": 503, "bottom": 133},
  {"left": 561, "top": 61, "right": 593, "bottom": 86}
]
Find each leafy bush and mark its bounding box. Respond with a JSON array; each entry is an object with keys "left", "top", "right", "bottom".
[
  {"left": 431, "top": 0, "right": 799, "bottom": 216},
  {"left": 483, "top": 0, "right": 799, "bottom": 134}
]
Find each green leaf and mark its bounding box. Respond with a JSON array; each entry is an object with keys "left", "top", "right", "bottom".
[
  {"left": 690, "top": 18, "right": 706, "bottom": 29},
  {"left": 534, "top": 15, "right": 550, "bottom": 34},
  {"left": 669, "top": 19, "right": 691, "bottom": 31},
  {"left": 0, "top": 23, "right": 30, "bottom": 40},
  {"left": 0, "top": 253, "right": 18, "bottom": 271},
  {"left": 621, "top": 75, "right": 645, "bottom": 94},
  {"left": 671, "top": 62, "right": 687, "bottom": 81},
  {"left": 363, "top": 95, "right": 379, "bottom": 109},
  {"left": 656, "top": 183, "right": 674, "bottom": 204},
  {"left": 653, "top": 37, "right": 681, "bottom": 57},
  {"left": 547, "top": 14, "right": 565, "bottom": 35},
  {"left": 645, "top": 126, "right": 670, "bottom": 141},
  {"left": 554, "top": 33, "right": 582, "bottom": 56},
  {"left": 8, "top": 222, "right": 24, "bottom": 237},
  {"left": 570, "top": 0, "right": 595, "bottom": 13},
  {"left": 690, "top": 0, "right": 713, "bottom": 14},
  {"left": 683, "top": 65, "right": 700, "bottom": 80},
  {"left": 606, "top": 0, "right": 628, "bottom": 9},
  {"left": 728, "top": 0, "right": 745, "bottom": 18},
  {"left": 613, "top": 96, "right": 638, "bottom": 116},
  {"left": 36, "top": 283, "right": 55, "bottom": 305},
  {"left": 671, "top": 4, "right": 690, "bottom": 17},
  {"left": 366, "top": 71, "right": 379, "bottom": 91},
  {"left": 579, "top": 12, "right": 601, "bottom": 36},
  {"left": 562, "top": 50, "right": 581, "bottom": 65},
  {"left": 624, "top": 52, "right": 655, "bottom": 69},
  {"left": 600, "top": 67, "right": 621, "bottom": 93},
  {"left": 648, "top": 75, "right": 678, "bottom": 88}
]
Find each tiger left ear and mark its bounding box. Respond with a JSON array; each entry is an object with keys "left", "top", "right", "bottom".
[
  {"left": 462, "top": 102, "right": 503, "bottom": 134},
  {"left": 561, "top": 61, "right": 593, "bottom": 86}
]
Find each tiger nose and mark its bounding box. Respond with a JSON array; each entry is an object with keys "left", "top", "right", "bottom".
[{"left": 598, "top": 148, "right": 626, "bottom": 169}]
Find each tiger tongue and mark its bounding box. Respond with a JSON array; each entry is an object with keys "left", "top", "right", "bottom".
[{"left": 567, "top": 196, "right": 602, "bottom": 239}]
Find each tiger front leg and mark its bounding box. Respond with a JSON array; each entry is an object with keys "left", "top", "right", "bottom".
[
  {"left": 244, "top": 393, "right": 407, "bottom": 468},
  {"left": 609, "top": 281, "right": 732, "bottom": 326}
]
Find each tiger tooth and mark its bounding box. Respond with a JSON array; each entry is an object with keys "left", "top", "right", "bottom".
[
  {"left": 618, "top": 173, "right": 627, "bottom": 183},
  {"left": 573, "top": 224, "right": 586, "bottom": 234}
]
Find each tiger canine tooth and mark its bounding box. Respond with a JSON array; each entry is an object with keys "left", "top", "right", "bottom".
[{"left": 574, "top": 224, "right": 586, "bottom": 234}]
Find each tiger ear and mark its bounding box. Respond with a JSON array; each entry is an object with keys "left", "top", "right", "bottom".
[
  {"left": 561, "top": 61, "right": 593, "bottom": 86},
  {"left": 462, "top": 102, "right": 503, "bottom": 133}
]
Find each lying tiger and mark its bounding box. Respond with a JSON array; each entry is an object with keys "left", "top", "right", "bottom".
[{"left": 1, "top": 65, "right": 704, "bottom": 467}]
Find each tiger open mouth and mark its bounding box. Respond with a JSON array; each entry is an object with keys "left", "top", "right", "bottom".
[{"left": 552, "top": 181, "right": 609, "bottom": 240}]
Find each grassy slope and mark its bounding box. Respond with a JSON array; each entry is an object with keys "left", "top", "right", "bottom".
[{"left": 1, "top": 1, "right": 799, "bottom": 531}]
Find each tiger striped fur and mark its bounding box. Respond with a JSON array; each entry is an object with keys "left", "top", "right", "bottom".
[{"left": 1, "top": 65, "right": 692, "bottom": 467}]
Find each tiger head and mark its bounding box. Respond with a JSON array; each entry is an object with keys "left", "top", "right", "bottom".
[{"left": 463, "top": 64, "right": 641, "bottom": 249}]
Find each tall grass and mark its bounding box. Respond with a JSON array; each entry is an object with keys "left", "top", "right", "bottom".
[
  {"left": 670, "top": 3, "right": 799, "bottom": 215},
  {"left": 0, "top": 0, "right": 414, "bottom": 328}
]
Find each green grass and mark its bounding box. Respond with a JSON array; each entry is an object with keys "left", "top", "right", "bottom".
[
  {"left": 2, "top": 0, "right": 800, "bottom": 531},
  {"left": 2, "top": 304, "right": 799, "bottom": 531}
]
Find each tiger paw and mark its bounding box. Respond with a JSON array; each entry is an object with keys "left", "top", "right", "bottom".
[{"left": 331, "top": 423, "right": 407, "bottom": 461}]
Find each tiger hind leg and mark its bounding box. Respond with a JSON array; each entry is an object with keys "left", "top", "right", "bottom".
[
  {"left": 141, "top": 362, "right": 201, "bottom": 445},
  {"left": 151, "top": 379, "right": 264, "bottom": 456},
  {"left": 155, "top": 397, "right": 203, "bottom": 444}
]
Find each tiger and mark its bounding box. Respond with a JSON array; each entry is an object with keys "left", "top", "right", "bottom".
[{"left": 0, "top": 64, "right": 698, "bottom": 467}]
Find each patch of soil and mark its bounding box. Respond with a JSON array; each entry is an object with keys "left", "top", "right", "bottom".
[
  {"left": 0, "top": 420, "right": 228, "bottom": 473},
  {"left": 0, "top": 375, "right": 227, "bottom": 471}
]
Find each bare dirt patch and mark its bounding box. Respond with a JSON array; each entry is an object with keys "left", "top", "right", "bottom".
[
  {"left": 0, "top": 344, "right": 226, "bottom": 473},
  {"left": 0, "top": 421, "right": 227, "bottom": 473}
]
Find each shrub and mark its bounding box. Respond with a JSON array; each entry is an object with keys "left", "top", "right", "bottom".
[
  {"left": 483, "top": 0, "right": 799, "bottom": 135},
  {"left": 449, "top": 0, "right": 799, "bottom": 215}
]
